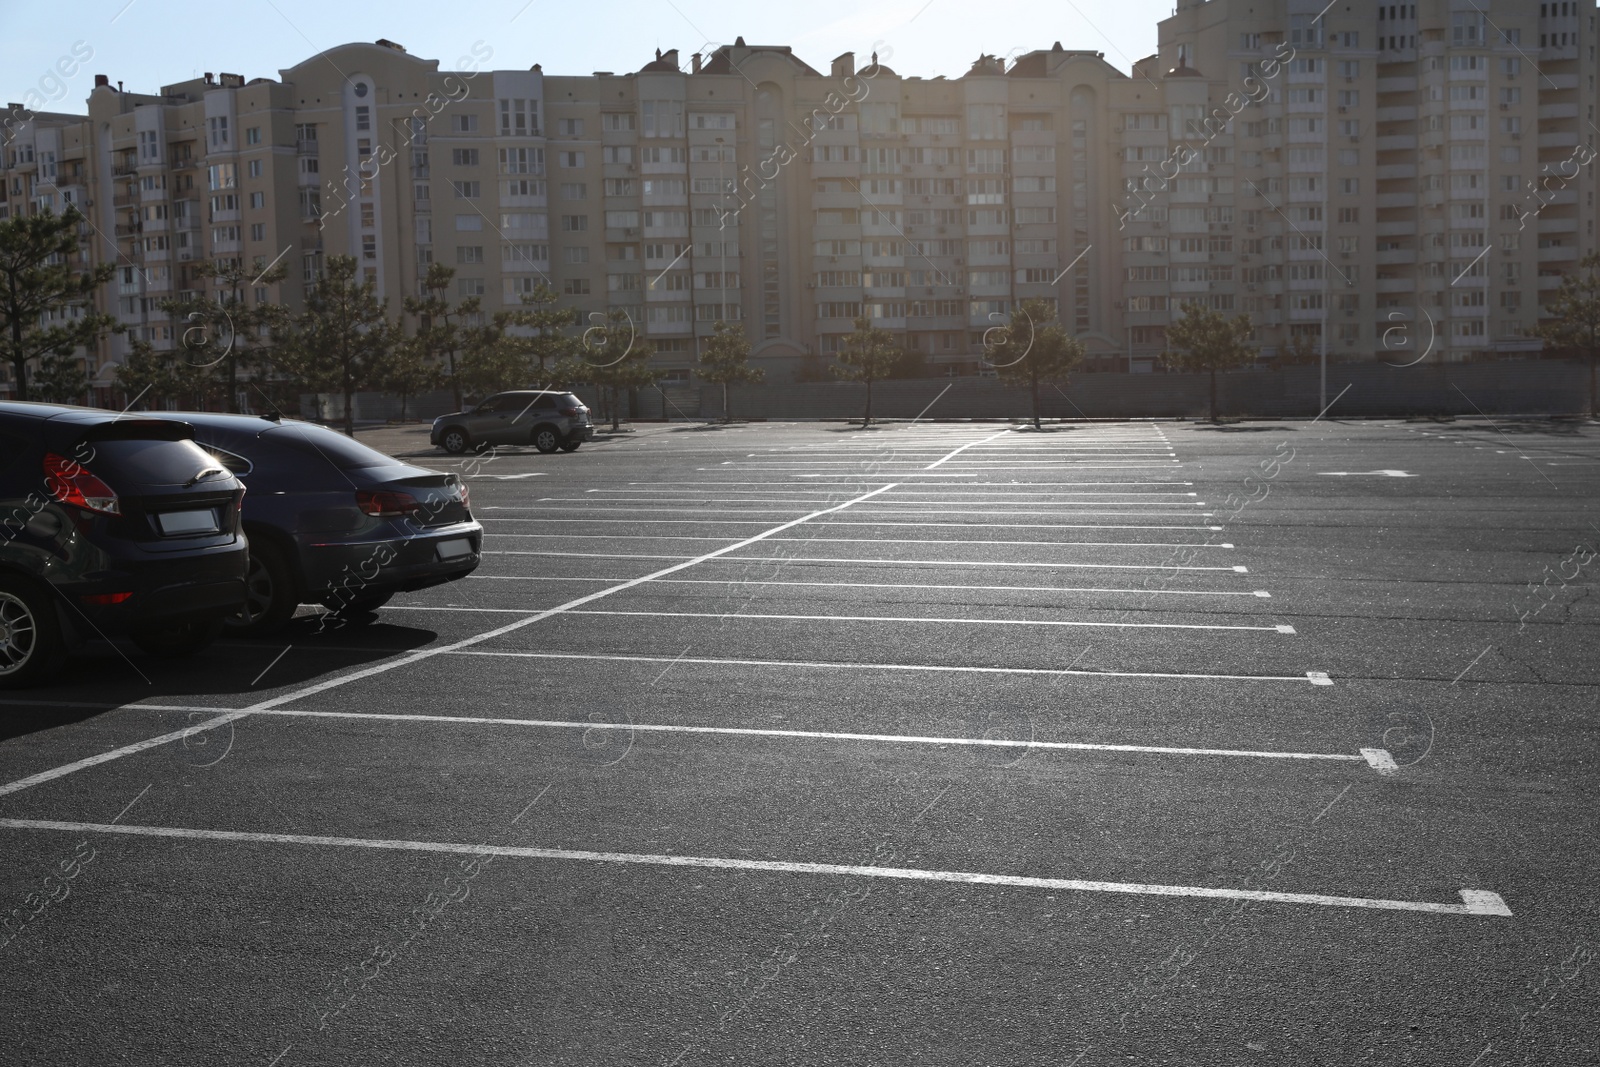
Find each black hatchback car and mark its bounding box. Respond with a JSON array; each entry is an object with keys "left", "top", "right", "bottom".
[
  {"left": 0, "top": 402, "right": 248, "bottom": 687},
  {"left": 171, "top": 413, "right": 482, "bottom": 636}
]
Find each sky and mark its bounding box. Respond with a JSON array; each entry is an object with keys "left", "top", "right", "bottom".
[{"left": 1, "top": 0, "right": 1172, "bottom": 113}]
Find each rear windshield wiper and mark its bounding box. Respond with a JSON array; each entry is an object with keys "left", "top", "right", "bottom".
[{"left": 185, "top": 466, "right": 228, "bottom": 487}]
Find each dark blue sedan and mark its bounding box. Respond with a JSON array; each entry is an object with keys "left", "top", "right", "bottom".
[{"left": 171, "top": 413, "right": 482, "bottom": 636}]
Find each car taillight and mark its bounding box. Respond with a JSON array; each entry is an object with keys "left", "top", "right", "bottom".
[
  {"left": 456, "top": 483, "right": 471, "bottom": 511},
  {"left": 44, "top": 453, "right": 121, "bottom": 515},
  {"left": 356, "top": 489, "right": 421, "bottom": 517},
  {"left": 558, "top": 406, "right": 579, "bottom": 416},
  {"left": 81, "top": 592, "right": 134, "bottom": 605}
]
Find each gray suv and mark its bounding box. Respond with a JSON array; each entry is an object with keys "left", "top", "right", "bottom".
[{"left": 431, "top": 391, "right": 594, "bottom": 454}]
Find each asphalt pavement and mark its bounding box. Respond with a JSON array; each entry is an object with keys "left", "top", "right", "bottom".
[{"left": 0, "top": 415, "right": 1596, "bottom": 1066}]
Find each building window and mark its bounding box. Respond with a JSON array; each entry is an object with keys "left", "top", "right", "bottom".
[
  {"left": 562, "top": 278, "right": 591, "bottom": 295},
  {"left": 452, "top": 114, "right": 479, "bottom": 133}
]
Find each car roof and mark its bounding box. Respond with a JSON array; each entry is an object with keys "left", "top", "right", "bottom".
[
  {"left": 0, "top": 400, "right": 173, "bottom": 425},
  {"left": 158, "top": 411, "right": 295, "bottom": 435}
]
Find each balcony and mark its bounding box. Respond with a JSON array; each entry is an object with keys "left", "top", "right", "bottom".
[
  {"left": 1376, "top": 163, "right": 1417, "bottom": 180},
  {"left": 1376, "top": 249, "right": 1417, "bottom": 266},
  {"left": 297, "top": 138, "right": 319, "bottom": 156},
  {"left": 114, "top": 222, "right": 142, "bottom": 237},
  {"left": 1376, "top": 193, "right": 1415, "bottom": 210},
  {"left": 1377, "top": 135, "right": 1418, "bottom": 152},
  {"left": 1539, "top": 244, "right": 1578, "bottom": 263}
]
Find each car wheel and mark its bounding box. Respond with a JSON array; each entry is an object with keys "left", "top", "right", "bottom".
[
  {"left": 131, "top": 616, "right": 224, "bottom": 659},
  {"left": 533, "top": 427, "right": 562, "bottom": 453},
  {"left": 0, "top": 579, "right": 67, "bottom": 689},
  {"left": 225, "top": 540, "right": 300, "bottom": 637},
  {"left": 560, "top": 440, "right": 581, "bottom": 452},
  {"left": 440, "top": 427, "right": 471, "bottom": 454}
]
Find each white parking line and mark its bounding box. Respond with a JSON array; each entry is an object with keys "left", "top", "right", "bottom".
[
  {"left": 486, "top": 534, "right": 1236, "bottom": 549},
  {"left": 930, "top": 428, "right": 1011, "bottom": 470},
  {"left": 0, "top": 819, "right": 1501, "bottom": 916},
  {"left": 630, "top": 482, "right": 1197, "bottom": 488},
  {"left": 390, "top": 606, "right": 1295, "bottom": 634},
  {"left": 153, "top": 706, "right": 1367, "bottom": 763},
  {"left": 467, "top": 576, "right": 1273, "bottom": 598},
  {"left": 449, "top": 649, "right": 1328, "bottom": 685},
  {"left": 482, "top": 519, "right": 1227, "bottom": 531},
  {"left": 488, "top": 551, "right": 1250, "bottom": 572}
]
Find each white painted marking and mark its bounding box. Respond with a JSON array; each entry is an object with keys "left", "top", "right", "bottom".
[
  {"left": 630, "top": 482, "right": 1197, "bottom": 488},
  {"left": 449, "top": 649, "right": 1329, "bottom": 685},
  {"left": 1316, "top": 470, "right": 1418, "bottom": 478},
  {"left": 1361, "top": 748, "right": 1400, "bottom": 775},
  {"left": 398, "top": 606, "right": 1294, "bottom": 634},
  {"left": 211, "top": 706, "right": 1367, "bottom": 763},
  {"left": 468, "top": 473, "right": 547, "bottom": 480},
  {"left": 483, "top": 519, "right": 1230, "bottom": 532},
  {"left": 488, "top": 533, "right": 1238, "bottom": 550},
  {"left": 0, "top": 819, "right": 1510, "bottom": 917},
  {"left": 469, "top": 576, "right": 1271, "bottom": 598},
  {"left": 0, "top": 712, "right": 250, "bottom": 798},
  {"left": 488, "top": 551, "right": 1251, "bottom": 572},
  {"left": 1307, "top": 672, "right": 1333, "bottom": 686}
]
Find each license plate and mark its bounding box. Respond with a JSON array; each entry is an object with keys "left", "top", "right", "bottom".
[
  {"left": 156, "top": 509, "right": 218, "bottom": 535},
  {"left": 436, "top": 538, "right": 473, "bottom": 560}
]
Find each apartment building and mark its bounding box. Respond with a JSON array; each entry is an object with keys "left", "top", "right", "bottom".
[
  {"left": 0, "top": 1, "right": 1595, "bottom": 403},
  {"left": 1156, "top": 0, "right": 1597, "bottom": 366}
]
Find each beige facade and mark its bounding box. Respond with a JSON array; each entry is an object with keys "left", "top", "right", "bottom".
[{"left": 0, "top": 3, "right": 1595, "bottom": 401}]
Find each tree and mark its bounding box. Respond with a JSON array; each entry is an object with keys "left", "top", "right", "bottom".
[
  {"left": 1161, "top": 300, "right": 1256, "bottom": 422},
  {"left": 456, "top": 319, "right": 524, "bottom": 400},
  {"left": 161, "top": 259, "right": 290, "bottom": 412},
  {"left": 113, "top": 338, "right": 208, "bottom": 409},
  {"left": 1537, "top": 251, "right": 1600, "bottom": 417},
  {"left": 380, "top": 333, "right": 445, "bottom": 422},
  {"left": 0, "top": 207, "right": 118, "bottom": 401},
  {"left": 697, "top": 320, "right": 764, "bottom": 421},
  {"left": 990, "top": 299, "right": 1085, "bottom": 430},
  {"left": 497, "top": 282, "right": 577, "bottom": 387},
  {"left": 281, "top": 255, "right": 394, "bottom": 436},
  {"left": 833, "top": 316, "right": 902, "bottom": 427},
  {"left": 30, "top": 354, "right": 90, "bottom": 405},
  {"left": 403, "top": 262, "right": 476, "bottom": 410},
  {"left": 579, "top": 309, "right": 660, "bottom": 431}
]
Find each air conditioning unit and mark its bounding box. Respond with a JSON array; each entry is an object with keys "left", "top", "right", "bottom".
[
  {"left": 1338, "top": 106, "right": 1347, "bottom": 114},
  {"left": 922, "top": 196, "right": 932, "bottom": 203},
  {"left": 1511, "top": 132, "right": 1521, "bottom": 140},
  {"left": 1247, "top": 225, "right": 1256, "bottom": 232},
  {"left": 806, "top": 282, "right": 815, "bottom": 288},
  {"left": 1348, "top": 135, "right": 1360, "bottom": 143},
  {"left": 1500, "top": 103, "right": 1509, "bottom": 110}
]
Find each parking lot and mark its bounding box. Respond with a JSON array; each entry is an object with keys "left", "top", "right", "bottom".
[{"left": 1, "top": 415, "right": 1597, "bottom": 1066}]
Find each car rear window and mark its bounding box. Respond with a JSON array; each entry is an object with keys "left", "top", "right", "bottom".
[
  {"left": 262, "top": 423, "right": 401, "bottom": 471},
  {"left": 88, "top": 437, "right": 218, "bottom": 485}
]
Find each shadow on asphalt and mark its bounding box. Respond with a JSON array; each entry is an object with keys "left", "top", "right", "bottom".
[
  {"left": 0, "top": 617, "right": 441, "bottom": 742},
  {"left": 1189, "top": 424, "right": 1300, "bottom": 432}
]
